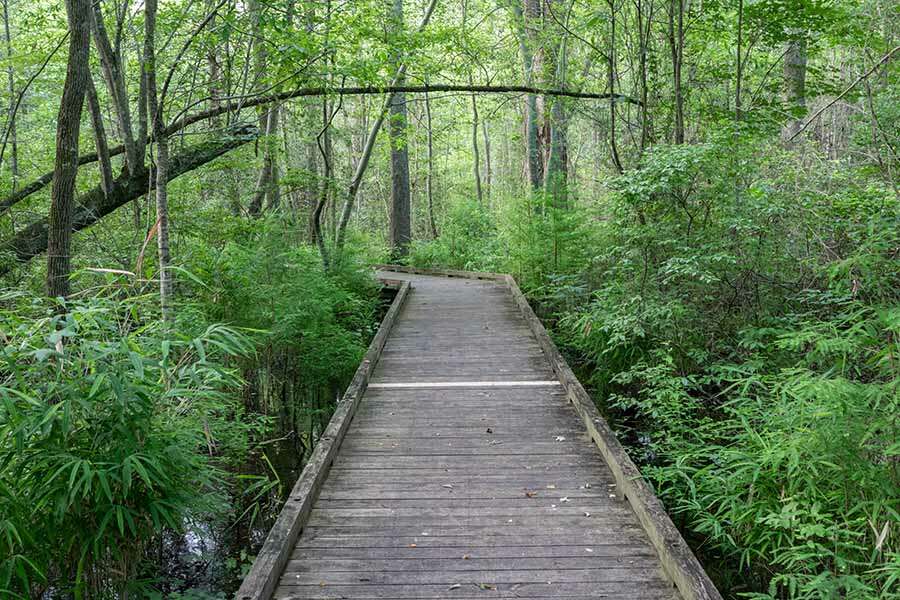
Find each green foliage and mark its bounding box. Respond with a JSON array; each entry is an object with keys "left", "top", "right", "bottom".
[
  {"left": 0, "top": 291, "right": 254, "bottom": 598},
  {"left": 410, "top": 134, "right": 900, "bottom": 599}
]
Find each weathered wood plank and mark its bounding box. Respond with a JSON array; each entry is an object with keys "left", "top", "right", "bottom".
[
  {"left": 289, "top": 544, "right": 656, "bottom": 560},
  {"left": 274, "top": 581, "right": 679, "bottom": 600},
  {"left": 277, "top": 567, "right": 668, "bottom": 584}
]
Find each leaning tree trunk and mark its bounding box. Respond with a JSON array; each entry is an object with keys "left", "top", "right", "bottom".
[
  {"left": 0, "top": 130, "right": 254, "bottom": 276},
  {"left": 46, "top": 0, "right": 91, "bottom": 298},
  {"left": 388, "top": 0, "right": 412, "bottom": 258}
]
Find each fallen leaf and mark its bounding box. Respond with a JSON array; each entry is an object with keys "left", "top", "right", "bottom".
[
  {"left": 546, "top": 484, "right": 556, "bottom": 489},
  {"left": 585, "top": 548, "right": 594, "bottom": 553},
  {"left": 409, "top": 543, "right": 417, "bottom": 548},
  {"left": 447, "top": 583, "right": 461, "bottom": 590},
  {"left": 477, "top": 583, "right": 497, "bottom": 590},
  {"left": 442, "top": 484, "right": 454, "bottom": 489},
  {"left": 555, "top": 435, "right": 566, "bottom": 442},
  {"left": 462, "top": 554, "right": 470, "bottom": 560},
  {"left": 525, "top": 490, "right": 537, "bottom": 498}
]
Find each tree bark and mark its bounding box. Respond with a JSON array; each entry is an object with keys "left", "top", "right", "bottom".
[
  {"left": 608, "top": 0, "right": 623, "bottom": 173},
  {"left": 544, "top": 0, "right": 570, "bottom": 204},
  {"left": 388, "top": 0, "right": 412, "bottom": 258},
  {"left": 312, "top": 99, "right": 332, "bottom": 268},
  {"left": 481, "top": 119, "right": 492, "bottom": 200},
  {"left": 45, "top": 0, "right": 91, "bottom": 298},
  {"left": 635, "top": 0, "right": 652, "bottom": 151},
  {"left": 512, "top": 0, "right": 543, "bottom": 189}
]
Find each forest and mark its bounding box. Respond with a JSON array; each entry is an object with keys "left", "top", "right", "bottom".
[{"left": 0, "top": 0, "right": 897, "bottom": 597}]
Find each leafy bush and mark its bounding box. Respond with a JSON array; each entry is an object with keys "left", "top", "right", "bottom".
[
  {"left": 0, "top": 292, "right": 255, "bottom": 598},
  {"left": 409, "top": 135, "right": 900, "bottom": 599}
]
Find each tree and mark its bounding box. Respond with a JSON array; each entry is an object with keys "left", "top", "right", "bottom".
[
  {"left": 45, "top": 0, "right": 91, "bottom": 298},
  {"left": 144, "top": 0, "right": 174, "bottom": 322}
]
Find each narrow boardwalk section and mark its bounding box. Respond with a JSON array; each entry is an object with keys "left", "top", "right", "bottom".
[{"left": 270, "top": 272, "right": 686, "bottom": 599}]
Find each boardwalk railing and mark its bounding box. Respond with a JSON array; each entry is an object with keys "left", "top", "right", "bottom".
[
  {"left": 236, "top": 266, "right": 722, "bottom": 600},
  {"left": 235, "top": 279, "right": 411, "bottom": 600}
]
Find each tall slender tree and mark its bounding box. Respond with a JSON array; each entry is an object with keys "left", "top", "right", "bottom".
[
  {"left": 45, "top": 0, "right": 91, "bottom": 298},
  {"left": 388, "top": 0, "right": 412, "bottom": 257},
  {"left": 144, "top": 0, "right": 174, "bottom": 323}
]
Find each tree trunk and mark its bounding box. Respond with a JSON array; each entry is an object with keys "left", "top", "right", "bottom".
[
  {"left": 667, "top": 0, "right": 685, "bottom": 144},
  {"left": 608, "top": 0, "right": 623, "bottom": 173},
  {"left": 89, "top": 0, "right": 138, "bottom": 173},
  {"left": 86, "top": 76, "right": 114, "bottom": 197},
  {"left": 144, "top": 0, "right": 174, "bottom": 323},
  {"left": 1, "top": 129, "right": 254, "bottom": 276},
  {"left": 481, "top": 119, "right": 492, "bottom": 200},
  {"left": 249, "top": 107, "right": 280, "bottom": 216},
  {"left": 735, "top": 0, "right": 743, "bottom": 120},
  {"left": 512, "top": 0, "right": 543, "bottom": 190},
  {"left": 46, "top": 0, "right": 91, "bottom": 298},
  {"left": 782, "top": 34, "right": 807, "bottom": 142},
  {"left": 2, "top": 0, "right": 17, "bottom": 190},
  {"left": 424, "top": 88, "right": 438, "bottom": 238},
  {"left": 544, "top": 0, "right": 570, "bottom": 204},
  {"left": 388, "top": 0, "right": 412, "bottom": 258},
  {"left": 335, "top": 0, "right": 438, "bottom": 256},
  {"left": 469, "top": 91, "right": 483, "bottom": 204},
  {"left": 312, "top": 98, "right": 332, "bottom": 267},
  {"left": 636, "top": 0, "right": 652, "bottom": 151}
]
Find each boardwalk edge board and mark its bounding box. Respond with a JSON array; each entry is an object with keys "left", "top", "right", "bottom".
[
  {"left": 235, "top": 279, "right": 412, "bottom": 600},
  {"left": 375, "top": 265, "right": 723, "bottom": 600}
]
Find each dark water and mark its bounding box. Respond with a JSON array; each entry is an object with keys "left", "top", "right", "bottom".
[
  {"left": 153, "top": 287, "right": 396, "bottom": 599},
  {"left": 154, "top": 431, "right": 312, "bottom": 598}
]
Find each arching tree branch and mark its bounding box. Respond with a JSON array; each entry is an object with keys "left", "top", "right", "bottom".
[{"left": 0, "top": 84, "right": 640, "bottom": 216}]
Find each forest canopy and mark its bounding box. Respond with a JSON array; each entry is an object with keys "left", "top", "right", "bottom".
[{"left": 0, "top": 0, "right": 898, "bottom": 598}]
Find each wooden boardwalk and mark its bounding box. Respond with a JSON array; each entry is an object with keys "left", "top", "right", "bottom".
[{"left": 237, "top": 268, "right": 721, "bottom": 600}]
